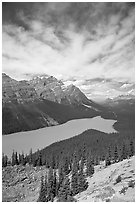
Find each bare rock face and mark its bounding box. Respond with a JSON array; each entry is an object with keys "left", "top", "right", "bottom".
[
  {"left": 29, "top": 75, "right": 91, "bottom": 105},
  {"left": 2, "top": 73, "right": 95, "bottom": 106},
  {"left": 2, "top": 73, "right": 38, "bottom": 104},
  {"left": 2, "top": 165, "right": 48, "bottom": 202}
]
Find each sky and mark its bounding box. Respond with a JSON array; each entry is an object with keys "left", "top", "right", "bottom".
[{"left": 2, "top": 2, "right": 135, "bottom": 101}]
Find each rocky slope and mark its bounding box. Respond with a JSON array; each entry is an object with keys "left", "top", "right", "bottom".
[
  {"left": 2, "top": 157, "right": 135, "bottom": 202},
  {"left": 2, "top": 73, "right": 93, "bottom": 106},
  {"left": 2, "top": 73, "right": 38, "bottom": 104},
  {"left": 75, "top": 156, "right": 135, "bottom": 202},
  {"left": 29, "top": 75, "right": 96, "bottom": 106}
]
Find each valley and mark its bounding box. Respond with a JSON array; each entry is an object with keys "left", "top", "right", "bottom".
[
  {"left": 2, "top": 116, "right": 117, "bottom": 157},
  {"left": 2, "top": 74, "right": 135, "bottom": 203},
  {"left": 2, "top": 72, "right": 135, "bottom": 203}
]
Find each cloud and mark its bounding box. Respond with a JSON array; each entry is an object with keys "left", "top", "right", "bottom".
[{"left": 2, "top": 2, "right": 135, "bottom": 99}]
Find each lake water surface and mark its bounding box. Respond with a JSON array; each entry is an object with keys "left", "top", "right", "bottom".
[{"left": 2, "top": 116, "right": 117, "bottom": 157}]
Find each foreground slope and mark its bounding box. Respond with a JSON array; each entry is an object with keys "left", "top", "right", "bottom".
[
  {"left": 2, "top": 157, "right": 135, "bottom": 202},
  {"left": 75, "top": 156, "right": 135, "bottom": 202}
]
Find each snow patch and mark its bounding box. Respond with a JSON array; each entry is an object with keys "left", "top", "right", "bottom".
[{"left": 82, "top": 103, "right": 100, "bottom": 112}]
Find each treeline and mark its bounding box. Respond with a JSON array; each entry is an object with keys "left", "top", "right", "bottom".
[{"left": 2, "top": 129, "right": 134, "bottom": 169}]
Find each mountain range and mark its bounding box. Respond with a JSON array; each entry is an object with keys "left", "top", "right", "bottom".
[
  {"left": 2, "top": 73, "right": 134, "bottom": 135},
  {"left": 2, "top": 73, "right": 108, "bottom": 134}
]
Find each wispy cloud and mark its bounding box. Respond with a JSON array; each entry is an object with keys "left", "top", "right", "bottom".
[{"left": 2, "top": 2, "right": 135, "bottom": 99}]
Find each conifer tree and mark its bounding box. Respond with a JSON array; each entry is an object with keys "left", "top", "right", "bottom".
[
  {"left": 47, "top": 167, "right": 54, "bottom": 201},
  {"left": 21, "top": 152, "right": 26, "bottom": 166},
  {"left": 15, "top": 151, "right": 19, "bottom": 165},
  {"left": 11, "top": 151, "right": 15, "bottom": 166},
  {"left": 2, "top": 153, "right": 8, "bottom": 167},
  {"left": 78, "top": 158, "right": 88, "bottom": 193},
  {"left": 82, "top": 143, "right": 86, "bottom": 163},
  {"left": 63, "top": 156, "right": 70, "bottom": 176},
  {"left": 38, "top": 175, "right": 46, "bottom": 202},
  {"left": 37, "top": 150, "right": 42, "bottom": 166},
  {"left": 71, "top": 154, "right": 79, "bottom": 196},
  {"left": 105, "top": 154, "right": 111, "bottom": 167},
  {"left": 86, "top": 156, "right": 94, "bottom": 177},
  {"left": 105, "top": 147, "right": 111, "bottom": 167},
  {"left": 52, "top": 170, "right": 57, "bottom": 198},
  {"left": 114, "top": 145, "right": 118, "bottom": 163},
  {"left": 57, "top": 166, "right": 64, "bottom": 195},
  {"left": 129, "top": 140, "right": 134, "bottom": 157},
  {"left": 57, "top": 176, "right": 74, "bottom": 202},
  {"left": 18, "top": 153, "right": 22, "bottom": 164},
  {"left": 121, "top": 143, "right": 127, "bottom": 160},
  {"left": 29, "top": 148, "right": 33, "bottom": 164},
  {"left": 94, "top": 156, "right": 99, "bottom": 165},
  {"left": 51, "top": 154, "right": 56, "bottom": 169}
]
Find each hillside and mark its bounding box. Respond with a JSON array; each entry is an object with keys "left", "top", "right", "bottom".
[
  {"left": 3, "top": 99, "right": 103, "bottom": 135},
  {"left": 2, "top": 156, "right": 135, "bottom": 202},
  {"left": 75, "top": 156, "right": 135, "bottom": 202}
]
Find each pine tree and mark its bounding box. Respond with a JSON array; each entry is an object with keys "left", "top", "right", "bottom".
[
  {"left": 2, "top": 153, "right": 8, "bottom": 167},
  {"left": 105, "top": 154, "right": 111, "bottom": 167},
  {"left": 105, "top": 147, "right": 111, "bottom": 167},
  {"left": 57, "top": 176, "right": 74, "bottom": 202},
  {"left": 78, "top": 158, "right": 88, "bottom": 193},
  {"left": 57, "top": 166, "right": 64, "bottom": 195},
  {"left": 44, "top": 173, "right": 48, "bottom": 202},
  {"left": 129, "top": 140, "right": 134, "bottom": 157},
  {"left": 29, "top": 148, "right": 33, "bottom": 165},
  {"left": 63, "top": 156, "right": 70, "bottom": 176},
  {"left": 47, "top": 167, "right": 54, "bottom": 201},
  {"left": 11, "top": 150, "right": 15, "bottom": 166},
  {"left": 52, "top": 170, "right": 57, "bottom": 198},
  {"left": 82, "top": 143, "right": 86, "bottom": 163},
  {"left": 21, "top": 152, "right": 26, "bottom": 166},
  {"left": 51, "top": 154, "right": 56, "bottom": 169},
  {"left": 37, "top": 150, "right": 42, "bottom": 166},
  {"left": 121, "top": 143, "right": 127, "bottom": 160},
  {"left": 86, "top": 156, "right": 94, "bottom": 177},
  {"left": 38, "top": 175, "right": 46, "bottom": 202},
  {"left": 15, "top": 151, "right": 19, "bottom": 165},
  {"left": 94, "top": 156, "right": 99, "bottom": 165},
  {"left": 18, "top": 153, "right": 22, "bottom": 164},
  {"left": 114, "top": 145, "right": 118, "bottom": 163},
  {"left": 71, "top": 154, "right": 79, "bottom": 196}
]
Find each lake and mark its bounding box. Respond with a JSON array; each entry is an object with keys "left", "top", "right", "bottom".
[{"left": 2, "top": 116, "right": 117, "bottom": 157}]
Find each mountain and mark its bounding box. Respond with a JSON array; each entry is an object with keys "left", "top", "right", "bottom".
[
  {"left": 101, "top": 95, "right": 135, "bottom": 134},
  {"left": 2, "top": 73, "right": 38, "bottom": 104},
  {"left": 2, "top": 73, "right": 109, "bottom": 135},
  {"left": 29, "top": 75, "right": 95, "bottom": 106},
  {"left": 102, "top": 95, "right": 135, "bottom": 114}
]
